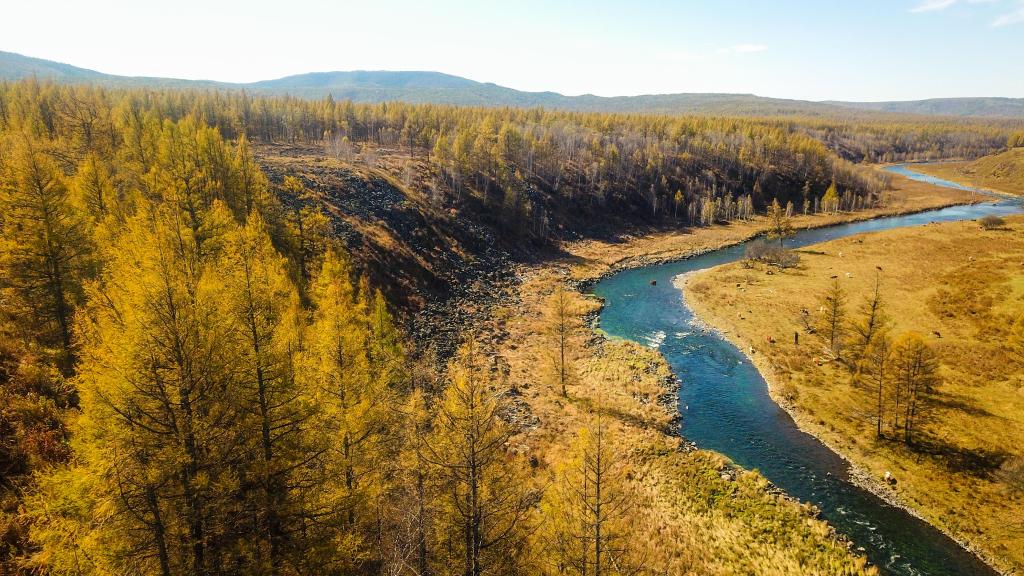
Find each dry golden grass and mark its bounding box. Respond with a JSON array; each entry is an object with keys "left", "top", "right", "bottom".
[
  {"left": 914, "top": 150, "right": 1024, "bottom": 196},
  {"left": 687, "top": 216, "right": 1024, "bottom": 574},
  {"left": 482, "top": 171, "right": 977, "bottom": 574},
  {"left": 496, "top": 268, "right": 877, "bottom": 575}
]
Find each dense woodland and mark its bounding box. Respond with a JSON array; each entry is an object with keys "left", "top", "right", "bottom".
[
  {"left": 0, "top": 80, "right": 1018, "bottom": 575},
  {"left": 6, "top": 80, "right": 1019, "bottom": 244}
]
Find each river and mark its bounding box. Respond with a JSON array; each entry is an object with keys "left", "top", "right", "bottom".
[{"left": 591, "top": 166, "right": 1023, "bottom": 575}]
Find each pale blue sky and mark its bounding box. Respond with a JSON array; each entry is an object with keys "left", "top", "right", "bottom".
[{"left": 5, "top": 0, "right": 1023, "bottom": 101}]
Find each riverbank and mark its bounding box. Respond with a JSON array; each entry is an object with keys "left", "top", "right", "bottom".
[
  {"left": 684, "top": 217, "right": 1024, "bottom": 575},
  {"left": 474, "top": 172, "right": 982, "bottom": 574},
  {"left": 562, "top": 169, "right": 983, "bottom": 284},
  {"left": 909, "top": 151, "right": 1024, "bottom": 197}
]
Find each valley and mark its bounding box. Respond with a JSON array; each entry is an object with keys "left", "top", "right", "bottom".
[{"left": 1, "top": 31, "right": 1023, "bottom": 575}]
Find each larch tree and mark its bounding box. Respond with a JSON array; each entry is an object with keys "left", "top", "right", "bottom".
[
  {"left": 32, "top": 204, "right": 251, "bottom": 576},
  {"left": 851, "top": 272, "right": 890, "bottom": 369},
  {"left": 819, "top": 278, "right": 848, "bottom": 360},
  {"left": 281, "top": 176, "right": 331, "bottom": 286},
  {"left": 543, "top": 285, "right": 583, "bottom": 398},
  {"left": 766, "top": 198, "right": 795, "bottom": 249},
  {"left": 362, "top": 278, "right": 406, "bottom": 392},
  {"left": 890, "top": 333, "right": 940, "bottom": 446},
  {"left": 865, "top": 332, "right": 893, "bottom": 438},
  {"left": 70, "top": 153, "right": 118, "bottom": 224},
  {"left": 541, "top": 410, "right": 641, "bottom": 576},
  {"left": 221, "top": 211, "right": 311, "bottom": 575},
  {"left": 426, "top": 341, "right": 535, "bottom": 576},
  {"left": 822, "top": 181, "right": 840, "bottom": 214},
  {"left": 387, "top": 384, "right": 437, "bottom": 576},
  {"left": 0, "top": 136, "right": 91, "bottom": 373},
  {"left": 302, "top": 249, "right": 393, "bottom": 566}
]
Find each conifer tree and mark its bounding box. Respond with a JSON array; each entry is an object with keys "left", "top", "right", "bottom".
[
  {"left": 282, "top": 176, "right": 331, "bottom": 286},
  {"left": 766, "top": 197, "right": 795, "bottom": 249},
  {"left": 890, "top": 333, "right": 940, "bottom": 446},
  {"left": 302, "top": 250, "right": 392, "bottom": 564},
  {"left": 541, "top": 410, "right": 640, "bottom": 576},
  {"left": 221, "top": 211, "right": 310, "bottom": 575},
  {"left": 426, "top": 341, "right": 534, "bottom": 576},
  {"left": 851, "top": 273, "right": 890, "bottom": 369},
  {"left": 33, "top": 205, "right": 249, "bottom": 575},
  {"left": 819, "top": 278, "right": 848, "bottom": 360},
  {"left": 822, "top": 181, "right": 840, "bottom": 214},
  {"left": 0, "top": 136, "right": 91, "bottom": 373},
  {"left": 543, "top": 285, "right": 583, "bottom": 397}
]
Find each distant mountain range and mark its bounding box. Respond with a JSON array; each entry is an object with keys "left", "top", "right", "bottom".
[{"left": 3, "top": 50, "right": 1023, "bottom": 119}]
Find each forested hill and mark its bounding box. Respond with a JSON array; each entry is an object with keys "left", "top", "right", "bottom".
[
  {"left": 4, "top": 49, "right": 1024, "bottom": 119},
  {"left": 828, "top": 97, "right": 1024, "bottom": 119}
]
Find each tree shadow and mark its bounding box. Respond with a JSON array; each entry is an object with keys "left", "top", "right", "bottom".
[
  {"left": 929, "top": 392, "right": 997, "bottom": 418},
  {"left": 911, "top": 436, "right": 1009, "bottom": 479}
]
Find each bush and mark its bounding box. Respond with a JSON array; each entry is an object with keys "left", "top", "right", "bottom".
[
  {"left": 979, "top": 215, "right": 1005, "bottom": 230},
  {"left": 744, "top": 239, "right": 800, "bottom": 268}
]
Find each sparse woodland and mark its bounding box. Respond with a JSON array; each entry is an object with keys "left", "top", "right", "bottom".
[
  {"left": 0, "top": 79, "right": 1017, "bottom": 575},
  {"left": 688, "top": 219, "right": 1024, "bottom": 573}
]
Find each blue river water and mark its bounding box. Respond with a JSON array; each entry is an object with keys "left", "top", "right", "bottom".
[{"left": 592, "top": 166, "right": 1022, "bottom": 575}]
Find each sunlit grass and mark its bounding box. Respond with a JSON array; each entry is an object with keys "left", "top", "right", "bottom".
[{"left": 689, "top": 216, "right": 1024, "bottom": 574}]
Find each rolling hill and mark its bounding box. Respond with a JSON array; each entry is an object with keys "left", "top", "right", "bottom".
[
  {"left": 3, "top": 49, "right": 1023, "bottom": 118},
  {"left": 914, "top": 146, "right": 1024, "bottom": 195},
  {"left": 827, "top": 97, "right": 1024, "bottom": 119}
]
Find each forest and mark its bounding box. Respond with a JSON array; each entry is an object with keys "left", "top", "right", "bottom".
[
  {"left": 0, "top": 79, "right": 1020, "bottom": 575},
  {"left": 5, "top": 80, "right": 1019, "bottom": 246}
]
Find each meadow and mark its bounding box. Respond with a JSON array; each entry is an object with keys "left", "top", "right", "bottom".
[{"left": 687, "top": 216, "right": 1024, "bottom": 573}]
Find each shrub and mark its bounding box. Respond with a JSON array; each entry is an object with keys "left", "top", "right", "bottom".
[
  {"left": 744, "top": 239, "right": 800, "bottom": 268},
  {"left": 979, "top": 215, "right": 1005, "bottom": 230}
]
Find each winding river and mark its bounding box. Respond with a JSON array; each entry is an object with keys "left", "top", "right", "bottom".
[{"left": 592, "top": 165, "right": 1023, "bottom": 575}]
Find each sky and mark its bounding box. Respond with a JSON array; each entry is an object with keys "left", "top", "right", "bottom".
[{"left": 4, "top": 0, "right": 1024, "bottom": 101}]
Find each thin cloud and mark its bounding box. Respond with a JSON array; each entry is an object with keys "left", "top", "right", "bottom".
[
  {"left": 993, "top": 0, "right": 1024, "bottom": 25},
  {"left": 909, "top": 0, "right": 956, "bottom": 12},
  {"left": 908, "top": 0, "right": 1023, "bottom": 27}
]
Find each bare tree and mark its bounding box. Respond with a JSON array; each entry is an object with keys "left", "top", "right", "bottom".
[{"left": 851, "top": 272, "right": 890, "bottom": 368}]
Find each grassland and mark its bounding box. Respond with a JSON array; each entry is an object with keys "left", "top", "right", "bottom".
[
  {"left": 914, "top": 148, "right": 1024, "bottom": 196},
  {"left": 475, "top": 172, "right": 979, "bottom": 574},
  {"left": 686, "top": 216, "right": 1024, "bottom": 574}
]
